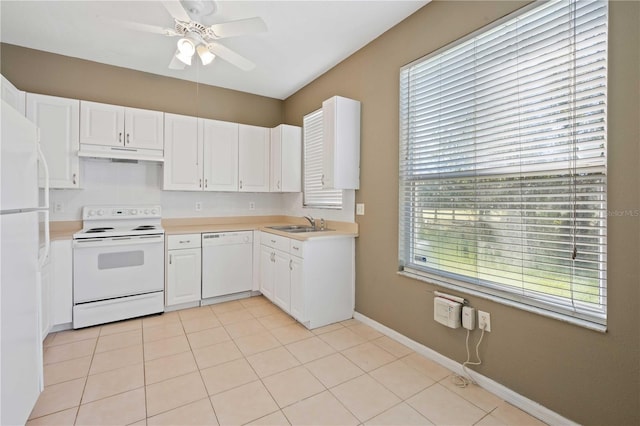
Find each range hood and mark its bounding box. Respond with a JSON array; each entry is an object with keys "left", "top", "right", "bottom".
[{"left": 78, "top": 145, "right": 164, "bottom": 162}]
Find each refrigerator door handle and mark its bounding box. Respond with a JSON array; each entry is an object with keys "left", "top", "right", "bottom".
[
  {"left": 36, "top": 141, "right": 50, "bottom": 210},
  {"left": 36, "top": 139, "right": 50, "bottom": 269}
]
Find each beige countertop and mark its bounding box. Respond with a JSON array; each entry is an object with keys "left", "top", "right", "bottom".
[{"left": 49, "top": 215, "right": 358, "bottom": 241}]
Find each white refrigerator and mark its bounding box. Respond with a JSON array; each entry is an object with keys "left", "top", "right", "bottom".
[{"left": 0, "top": 99, "right": 49, "bottom": 425}]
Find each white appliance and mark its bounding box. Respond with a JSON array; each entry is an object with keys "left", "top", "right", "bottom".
[
  {"left": 1, "top": 99, "right": 49, "bottom": 425},
  {"left": 202, "top": 231, "right": 253, "bottom": 299},
  {"left": 72, "top": 205, "right": 164, "bottom": 328}
]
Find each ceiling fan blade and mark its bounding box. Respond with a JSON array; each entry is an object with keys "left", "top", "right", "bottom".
[
  {"left": 210, "top": 17, "right": 267, "bottom": 39},
  {"left": 98, "top": 16, "right": 177, "bottom": 36},
  {"left": 161, "top": 0, "right": 191, "bottom": 22},
  {"left": 207, "top": 42, "right": 255, "bottom": 71},
  {"left": 168, "top": 52, "right": 187, "bottom": 70}
]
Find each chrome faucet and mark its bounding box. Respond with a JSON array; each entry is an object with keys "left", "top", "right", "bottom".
[{"left": 303, "top": 215, "right": 315, "bottom": 229}]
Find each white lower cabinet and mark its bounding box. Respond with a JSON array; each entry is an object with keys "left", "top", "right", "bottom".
[
  {"left": 272, "top": 249, "right": 291, "bottom": 312},
  {"left": 260, "top": 232, "right": 354, "bottom": 329},
  {"left": 166, "top": 234, "right": 201, "bottom": 306},
  {"left": 42, "top": 239, "right": 73, "bottom": 334},
  {"left": 260, "top": 234, "right": 289, "bottom": 305},
  {"left": 289, "top": 254, "right": 304, "bottom": 322}
]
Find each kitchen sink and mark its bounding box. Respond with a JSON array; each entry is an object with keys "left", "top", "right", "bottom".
[{"left": 267, "top": 225, "right": 334, "bottom": 233}]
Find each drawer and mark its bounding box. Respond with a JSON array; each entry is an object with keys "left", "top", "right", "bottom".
[
  {"left": 261, "top": 232, "right": 289, "bottom": 252},
  {"left": 289, "top": 239, "right": 304, "bottom": 257},
  {"left": 167, "top": 234, "right": 201, "bottom": 250}
]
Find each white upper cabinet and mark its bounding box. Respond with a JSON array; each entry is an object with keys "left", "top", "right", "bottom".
[
  {"left": 270, "top": 124, "right": 301, "bottom": 192},
  {"left": 322, "top": 96, "right": 361, "bottom": 190},
  {"left": 238, "top": 124, "right": 270, "bottom": 192},
  {"left": 163, "top": 113, "right": 202, "bottom": 191},
  {"left": 202, "top": 119, "right": 239, "bottom": 192},
  {"left": 124, "top": 107, "right": 165, "bottom": 150},
  {"left": 1, "top": 75, "right": 25, "bottom": 115},
  {"left": 26, "top": 93, "right": 80, "bottom": 189},
  {"left": 79, "top": 101, "right": 163, "bottom": 160}
]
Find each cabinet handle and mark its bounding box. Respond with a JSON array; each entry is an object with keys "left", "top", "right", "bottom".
[
  {"left": 205, "top": 179, "right": 208, "bottom": 188},
  {"left": 292, "top": 246, "right": 299, "bottom": 251},
  {"left": 289, "top": 259, "right": 292, "bottom": 270},
  {"left": 126, "top": 133, "right": 130, "bottom": 145},
  {"left": 321, "top": 174, "right": 325, "bottom": 186},
  {"left": 179, "top": 240, "right": 190, "bottom": 244},
  {"left": 270, "top": 239, "right": 276, "bottom": 244},
  {"left": 119, "top": 132, "right": 122, "bottom": 143},
  {"left": 277, "top": 180, "right": 280, "bottom": 189},
  {"left": 239, "top": 180, "right": 243, "bottom": 189},
  {"left": 199, "top": 179, "right": 202, "bottom": 188},
  {"left": 169, "top": 254, "right": 172, "bottom": 265},
  {"left": 72, "top": 173, "right": 77, "bottom": 185}
]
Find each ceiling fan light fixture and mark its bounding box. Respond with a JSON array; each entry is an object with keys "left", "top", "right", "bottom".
[
  {"left": 197, "top": 45, "right": 215, "bottom": 65},
  {"left": 177, "top": 37, "right": 196, "bottom": 56}
]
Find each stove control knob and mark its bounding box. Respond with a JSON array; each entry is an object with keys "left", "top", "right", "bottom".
[
  {"left": 97, "top": 209, "right": 104, "bottom": 216},
  {"left": 87, "top": 210, "right": 95, "bottom": 217},
  {"left": 144, "top": 209, "right": 150, "bottom": 215},
  {"left": 131, "top": 209, "right": 138, "bottom": 215},
  {"left": 151, "top": 208, "right": 158, "bottom": 215}
]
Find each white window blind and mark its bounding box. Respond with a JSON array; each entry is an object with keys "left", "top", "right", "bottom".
[
  {"left": 399, "top": 0, "right": 607, "bottom": 327},
  {"left": 303, "top": 109, "right": 343, "bottom": 208}
]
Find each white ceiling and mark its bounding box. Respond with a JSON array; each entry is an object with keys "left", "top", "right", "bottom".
[{"left": 0, "top": 1, "right": 428, "bottom": 99}]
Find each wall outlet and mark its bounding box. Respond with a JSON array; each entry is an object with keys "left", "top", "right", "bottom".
[
  {"left": 54, "top": 202, "right": 64, "bottom": 213},
  {"left": 356, "top": 203, "right": 365, "bottom": 215},
  {"left": 195, "top": 201, "right": 202, "bottom": 211},
  {"left": 249, "top": 201, "right": 256, "bottom": 210},
  {"left": 478, "top": 310, "right": 491, "bottom": 332},
  {"left": 462, "top": 306, "right": 476, "bottom": 330}
]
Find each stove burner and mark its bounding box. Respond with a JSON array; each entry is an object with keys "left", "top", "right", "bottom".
[
  {"left": 133, "top": 225, "right": 156, "bottom": 231},
  {"left": 85, "top": 227, "right": 115, "bottom": 233}
]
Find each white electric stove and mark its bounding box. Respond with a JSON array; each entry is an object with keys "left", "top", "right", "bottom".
[{"left": 72, "top": 205, "right": 165, "bottom": 328}]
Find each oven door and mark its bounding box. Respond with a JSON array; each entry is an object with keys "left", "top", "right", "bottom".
[{"left": 73, "top": 234, "right": 164, "bottom": 303}]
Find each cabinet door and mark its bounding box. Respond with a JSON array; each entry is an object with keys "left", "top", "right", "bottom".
[
  {"left": 260, "top": 245, "right": 274, "bottom": 301},
  {"left": 163, "top": 113, "right": 202, "bottom": 191},
  {"left": 270, "top": 126, "right": 282, "bottom": 191},
  {"left": 80, "top": 101, "right": 125, "bottom": 147},
  {"left": 1, "top": 75, "right": 25, "bottom": 114},
  {"left": 124, "top": 107, "right": 164, "bottom": 151},
  {"left": 290, "top": 255, "right": 305, "bottom": 322},
  {"left": 321, "top": 96, "right": 360, "bottom": 190},
  {"left": 166, "top": 247, "right": 202, "bottom": 306},
  {"left": 271, "top": 125, "right": 301, "bottom": 192},
  {"left": 202, "top": 119, "right": 239, "bottom": 191},
  {"left": 280, "top": 125, "right": 302, "bottom": 192},
  {"left": 273, "top": 250, "right": 291, "bottom": 312},
  {"left": 238, "top": 124, "right": 269, "bottom": 192},
  {"left": 51, "top": 239, "right": 73, "bottom": 327},
  {"left": 26, "top": 94, "right": 80, "bottom": 189}
]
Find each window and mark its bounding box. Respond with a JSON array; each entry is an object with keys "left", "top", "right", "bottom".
[
  {"left": 303, "top": 109, "right": 343, "bottom": 208},
  {"left": 399, "top": 0, "right": 607, "bottom": 328}
]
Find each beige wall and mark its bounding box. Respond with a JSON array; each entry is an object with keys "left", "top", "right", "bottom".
[
  {"left": 0, "top": 43, "right": 283, "bottom": 127},
  {"left": 284, "top": 1, "right": 639, "bottom": 425}
]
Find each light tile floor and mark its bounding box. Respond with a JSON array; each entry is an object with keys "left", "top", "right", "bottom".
[{"left": 29, "top": 296, "right": 547, "bottom": 425}]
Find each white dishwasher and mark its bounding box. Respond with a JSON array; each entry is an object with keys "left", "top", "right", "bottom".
[{"left": 201, "top": 231, "right": 253, "bottom": 299}]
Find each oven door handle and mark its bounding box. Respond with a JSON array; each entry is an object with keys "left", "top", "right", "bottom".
[{"left": 73, "top": 235, "right": 164, "bottom": 249}]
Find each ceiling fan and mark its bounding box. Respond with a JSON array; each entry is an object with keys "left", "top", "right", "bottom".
[{"left": 105, "top": 0, "right": 267, "bottom": 71}]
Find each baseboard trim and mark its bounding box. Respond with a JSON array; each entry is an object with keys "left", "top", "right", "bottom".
[{"left": 353, "top": 311, "right": 578, "bottom": 426}]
